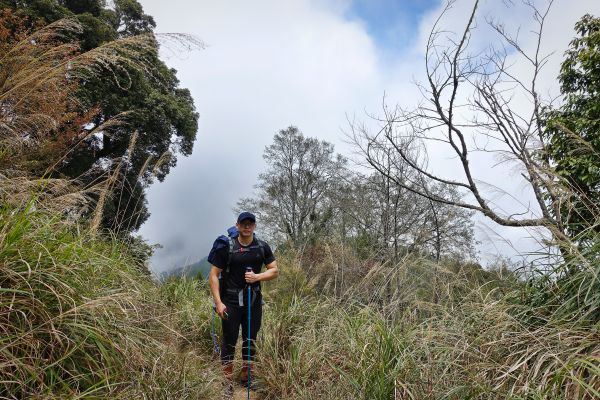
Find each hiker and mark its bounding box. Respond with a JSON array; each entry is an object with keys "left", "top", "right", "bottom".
[{"left": 208, "top": 212, "right": 279, "bottom": 397}]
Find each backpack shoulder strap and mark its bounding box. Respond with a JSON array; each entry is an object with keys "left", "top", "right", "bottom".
[
  {"left": 255, "top": 237, "right": 266, "bottom": 264},
  {"left": 224, "top": 237, "right": 266, "bottom": 273},
  {"left": 225, "top": 236, "right": 235, "bottom": 274}
]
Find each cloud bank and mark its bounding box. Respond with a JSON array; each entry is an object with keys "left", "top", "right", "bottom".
[{"left": 137, "top": 0, "right": 600, "bottom": 273}]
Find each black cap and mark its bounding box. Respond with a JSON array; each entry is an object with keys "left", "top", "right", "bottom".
[{"left": 237, "top": 211, "right": 256, "bottom": 223}]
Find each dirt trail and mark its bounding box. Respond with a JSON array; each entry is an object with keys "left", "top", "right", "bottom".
[{"left": 233, "top": 387, "right": 258, "bottom": 400}]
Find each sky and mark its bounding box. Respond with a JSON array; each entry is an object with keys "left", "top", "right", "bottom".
[{"left": 137, "top": 0, "right": 600, "bottom": 274}]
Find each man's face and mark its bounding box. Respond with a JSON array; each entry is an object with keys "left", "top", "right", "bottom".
[{"left": 236, "top": 219, "right": 256, "bottom": 237}]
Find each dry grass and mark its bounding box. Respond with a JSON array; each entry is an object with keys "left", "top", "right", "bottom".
[
  {"left": 253, "top": 249, "right": 600, "bottom": 399},
  {"left": 0, "top": 13, "right": 162, "bottom": 225},
  {"left": 0, "top": 203, "right": 221, "bottom": 399},
  {"left": 1, "top": 8, "right": 599, "bottom": 400}
]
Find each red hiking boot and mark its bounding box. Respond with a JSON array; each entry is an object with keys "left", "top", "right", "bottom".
[
  {"left": 239, "top": 362, "right": 257, "bottom": 389},
  {"left": 222, "top": 363, "right": 234, "bottom": 399}
]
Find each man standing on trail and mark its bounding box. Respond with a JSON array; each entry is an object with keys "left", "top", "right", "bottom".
[{"left": 208, "top": 212, "right": 279, "bottom": 398}]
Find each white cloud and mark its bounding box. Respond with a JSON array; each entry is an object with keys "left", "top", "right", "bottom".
[
  {"left": 138, "top": 0, "right": 600, "bottom": 273},
  {"left": 139, "top": 0, "right": 385, "bottom": 271}
]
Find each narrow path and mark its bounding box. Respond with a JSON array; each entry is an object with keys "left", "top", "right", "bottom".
[{"left": 233, "top": 387, "right": 258, "bottom": 399}]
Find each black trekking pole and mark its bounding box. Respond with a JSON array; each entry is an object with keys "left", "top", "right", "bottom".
[{"left": 245, "top": 266, "right": 253, "bottom": 399}]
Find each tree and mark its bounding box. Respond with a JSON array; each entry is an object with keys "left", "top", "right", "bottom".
[
  {"left": 3, "top": 0, "right": 200, "bottom": 232},
  {"left": 0, "top": 11, "right": 156, "bottom": 222},
  {"left": 350, "top": 0, "right": 579, "bottom": 257},
  {"left": 335, "top": 167, "right": 475, "bottom": 261},
  {"left": 545, "top": 14, "right": 600, "bottom": 239},
  {"left": 238, "top": 126, "right": 347, "bottom": 245},
  {"left": 241, "top": 125, "right": 475, "bottom": 261}
]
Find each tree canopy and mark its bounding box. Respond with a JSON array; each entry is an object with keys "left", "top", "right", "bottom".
[
  {"left": 240, "top": 126, "right": 476, "bottom": 262},
  {"left": 545, "top": 14, "right": 600, "bottom": 238},
  {"left": 2, "top": 0, "right": 199, "bottom": 232},
  {"left": 239, "top": 126, "right": 347, "bottom": 245}
]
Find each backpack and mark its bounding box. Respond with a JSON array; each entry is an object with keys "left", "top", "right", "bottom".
[{"left": 207, "top": 226, "right": 266, "bottom": 277}]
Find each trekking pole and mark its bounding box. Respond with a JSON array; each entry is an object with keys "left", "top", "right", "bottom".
[
  {"left": 246, "top": 266, "right": 252, "bottom": 400},
  {"left": 211, "top": 303, "right": 228, "bottom": 357},
  {"left": 211, "top": 303, "right": 221, "bottom": 356}
]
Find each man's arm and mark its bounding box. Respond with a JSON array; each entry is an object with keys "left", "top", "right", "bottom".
[
  {"left": 208, "top": 266, "right": 227, "bottom": 319},
  {"left": 245, "top": 260, "right": 279, "bottom": 284}
]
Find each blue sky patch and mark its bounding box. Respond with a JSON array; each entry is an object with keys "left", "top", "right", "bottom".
[{"left": 346, "top": 0, "right": 440, "bottom": 51}]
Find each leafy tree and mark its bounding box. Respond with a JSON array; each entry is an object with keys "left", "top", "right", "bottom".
[
  {"left": 545, "top": 14, "right": 600, "bottom": 238},
  {"left": 0, "top": 10, "right": 156, "bottom": 226},
  {"left": 238, "top": 126, "right": 347, "bottom": 245},
  {"left": 3, "top": 0, "right": 199, "bottom": 232}
]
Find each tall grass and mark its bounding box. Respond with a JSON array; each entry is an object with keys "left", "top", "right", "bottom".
[
  {"left": 0, "top": 203, "right": 220, "bottom": 399},
  {"left": 254, "top": 249, "right": 600, "bottom": 399},
  {"left": 2, "top": 185, "right": 596, "bottom": 399},
  {"left": 2, "top": 7, "right": 599, "bottom": 399}
]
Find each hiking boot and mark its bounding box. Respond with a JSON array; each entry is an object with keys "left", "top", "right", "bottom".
[
  {"left": 222, "top": 380, "right": 234, "bottom": 399},
  {"left": 239, "top": 362, "right": 257, "bottom": 389},
  {"left": 222, "top": 363, "right": 234, "bottom": 399}
]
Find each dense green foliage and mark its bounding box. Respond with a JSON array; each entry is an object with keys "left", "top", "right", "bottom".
[
  {"left": 0, "top": 11, "right": 210, "bottom": 396},
  {"left": 546, "top": 14, "right": 600, "bottom": 237},
  {"left": 2, "top": 0, "right": 198, "bottom": 232}
]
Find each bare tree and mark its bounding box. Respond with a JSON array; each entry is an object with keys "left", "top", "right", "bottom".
[
  {"left": 350, "top": 0, "right": 574, "bottom": 255},
  {"left": 332, "top": 169, "right": 476, "bottom": 261}
]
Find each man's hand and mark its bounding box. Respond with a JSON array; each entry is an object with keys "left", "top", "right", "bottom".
[
  {"left": 215, "top": 302, "right": 228, "bottom": 320},
  {"left": 245, "top": 270, "right": 260, "bottom": 284}
]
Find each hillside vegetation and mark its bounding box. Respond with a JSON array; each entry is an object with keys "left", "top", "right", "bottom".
[
  {"left": 1, "top": 203, "right": 599, "bottom": 398},
  {"left": 1, "top": 1, "right": 599, "bottom": 399},
  {"left": 0, "top": 204, "right": 221, "bottom": 398}
]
